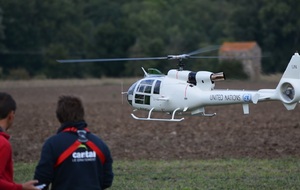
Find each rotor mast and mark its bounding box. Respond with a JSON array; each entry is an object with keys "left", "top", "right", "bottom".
[{"left": 167, "top": 54, "right": 190, "bottom": 70}]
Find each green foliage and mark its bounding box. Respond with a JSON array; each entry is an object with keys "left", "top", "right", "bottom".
[
  {"left": 14, "top": 162, "right": 36, "bottom": 183},
  {"left": 0, "top": 1, "right": 299, "bottom": 78},
  {"left": 7, "top": 68, "right": 30, "bottom": 80},
  {"left": 15, "top": 158, "right": 300, "bottom": 189},
  {"left": 227, "top": 0, "right": 300, "bottom": 74}
]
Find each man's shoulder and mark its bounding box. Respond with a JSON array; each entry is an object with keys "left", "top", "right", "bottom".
[
  {"left": 88, "top": 133, "right": 104, "bottom": 142},
  {"left": 0, "top": 133, "right": 11, "bottom": 150},
  {"left": 0, "top": 132, "right": 10, "bottom": 140},
  {"left": 45, "top": 132, "right": 75, "bottom": 143},
  {"left": 0, "top": 132, "right": 9, "bottom": 141},
  {"left": 88, "top": 133, "right": 110, "bottom": 149},
  {"left": 40, "top": 133, "right": 64, "bottom": 148}
]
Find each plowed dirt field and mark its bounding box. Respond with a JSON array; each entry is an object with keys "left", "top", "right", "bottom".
[{"left": 1, "top": 79, "right": 300, "bottom": 162}]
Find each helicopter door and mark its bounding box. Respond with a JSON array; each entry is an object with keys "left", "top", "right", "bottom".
[{"left": 134, "top": 79, "right": 154, "bottom": 105}]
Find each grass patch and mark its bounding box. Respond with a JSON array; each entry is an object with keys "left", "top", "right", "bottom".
[{"left": 15, "top": 158, "right": 300, "bottom": 189}]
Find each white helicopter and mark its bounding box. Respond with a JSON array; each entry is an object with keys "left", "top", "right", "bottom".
[{"left": 58, "top": 46, "right": 300, "bottom": 122}]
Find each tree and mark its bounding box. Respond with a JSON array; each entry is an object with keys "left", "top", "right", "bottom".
[
  {"left": 258, "top": 0, "right": 300, "bottom": 73},
  {"left": 123, "top": 0, "right": 232, "bottom": 75},
  {"left": 0, "top": 7, "right": 4, "bottom": 50},
  {"left": 225, "top": 0, "right": 300, "bottom": 74},
  {"left": 1, "top": 0, "right": 299, "bottom": 78}
]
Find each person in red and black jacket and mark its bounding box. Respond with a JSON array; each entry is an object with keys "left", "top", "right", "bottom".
[
  {"left": 0, "top": 92, "right": 39, "bottom": 190},
  {"left": 34, "top": 95, "right": 114, "bottom": 190}
]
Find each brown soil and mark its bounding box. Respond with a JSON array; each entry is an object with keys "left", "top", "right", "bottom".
[{"left": 2, "top": 79, "right": 300, "bottom": 162}]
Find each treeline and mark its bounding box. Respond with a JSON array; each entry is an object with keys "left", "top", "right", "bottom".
[{"left": 0, "top": 0, "right": 299, "bottom": 79}]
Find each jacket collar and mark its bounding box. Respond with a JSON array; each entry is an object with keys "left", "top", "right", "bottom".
[{"left": 57, "top": 121, "right": 87, "bottom": 134}]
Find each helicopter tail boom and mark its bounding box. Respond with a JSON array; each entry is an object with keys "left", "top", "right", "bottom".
[{"left": 194, "top": 53, "right": 300, "bottom": 116}]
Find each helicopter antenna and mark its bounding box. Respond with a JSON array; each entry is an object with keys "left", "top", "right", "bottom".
[{"left": 141, "top": 67, "right": 149, "bottom": 77}]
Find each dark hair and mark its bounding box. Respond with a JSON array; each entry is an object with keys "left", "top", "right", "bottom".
[
  {"left": 0, "top": 92, "right": 17, "bottom": 119},
  {"left": 56, "top": 95, "right": 85, "bottom": 123}
]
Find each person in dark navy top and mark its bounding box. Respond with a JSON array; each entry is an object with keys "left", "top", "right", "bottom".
[{"left": 34, "top": 95, "right": 114, "bottom": 190}]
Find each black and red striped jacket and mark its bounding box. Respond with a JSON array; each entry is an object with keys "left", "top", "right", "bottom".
[{"left": 34, "top": 121, "right": 114, "bottom": 190}]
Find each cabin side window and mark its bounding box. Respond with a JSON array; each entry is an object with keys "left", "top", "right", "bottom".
[{"left": 153, "top": 80, "right": 161, "bottom": 94}]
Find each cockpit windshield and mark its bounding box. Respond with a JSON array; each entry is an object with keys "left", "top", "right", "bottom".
[
  {"left": 128, "top": 82, "right": 138, "bottom": 95},
  {"left": 127, "top": 82, "right": 138, "bottom": 105},
  {"left": 137, "top": 79, "right": 154, "bottom": 94}
]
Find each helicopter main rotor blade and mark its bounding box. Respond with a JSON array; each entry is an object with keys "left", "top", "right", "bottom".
[
  {"left": 57, "top": 56, "right": 168, "bottom": 63},
  {"left": 57, "top": 45, "right": 223, "bottom": 63},
  {"left": 187, "top": 45, "right": 220, "bottom": 56},
  {"left": 190, "top": 56, "right": 221, "bottom": 59},
  {"left": 190, "top": 55, "right": 265, "bottom": 59}
]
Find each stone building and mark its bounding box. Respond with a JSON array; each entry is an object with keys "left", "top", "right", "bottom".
[{"left": 219, "top": 42, "right": 261, "bottom": 80}]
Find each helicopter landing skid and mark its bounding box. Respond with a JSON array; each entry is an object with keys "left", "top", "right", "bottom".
[
  {"left": 191, "top": 108, "right": 216, "bottom": 117},
  {"left": 200, "top": 112, "right": 216, "bottom": 117},
  {"left": 131, "top": 108, "right": 184, "bottom": 122}
]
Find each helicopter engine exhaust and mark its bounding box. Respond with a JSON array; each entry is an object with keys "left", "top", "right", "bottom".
[{"left": 211, "top": 72, "right": 225, "bottom": 82}]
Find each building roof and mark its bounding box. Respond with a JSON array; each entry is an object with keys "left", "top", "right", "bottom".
[{"left": 220, "top": 42, "right": 257, "bottom": 52}]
